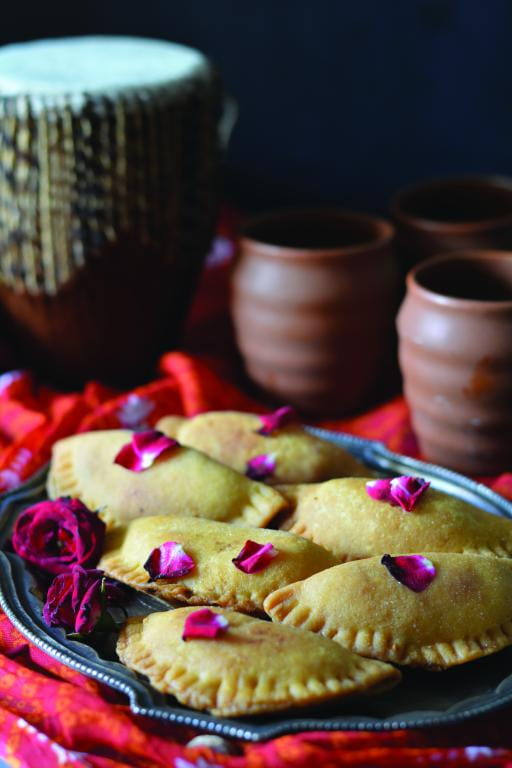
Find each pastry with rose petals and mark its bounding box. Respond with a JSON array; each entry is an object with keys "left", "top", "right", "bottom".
[
  {"left": 264, "top": 553, "right": 512, "bottom": 668},
  {"left": 116, "top": 607, "right": 401, "bottom": 716},
  {"left": 99, "top": 515, "right": 337, "bottom": 612},
  {"left": 47, "top": 430, "right": 287, "bottom": 531},
  {"left": 156, "top": 410, "right": 366, "bottom": 484},
  {"left": 278, "top": 477, "right": 512, "bottom": 562}
]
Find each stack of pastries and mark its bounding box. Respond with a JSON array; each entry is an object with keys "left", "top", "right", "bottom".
[{"left": 46, "top": 410, "right": 512, "bottom": 717}]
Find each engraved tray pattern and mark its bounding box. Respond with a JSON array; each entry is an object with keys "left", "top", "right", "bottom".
[{"left": 0, "top": 428, "right": 512, "bottom": 741}]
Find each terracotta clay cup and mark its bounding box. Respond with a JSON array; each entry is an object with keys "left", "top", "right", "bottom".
[
  {"left": 231, "top": 209, "right": 398, "bottom": 416},
  {"left": 397, "top": 251, "right": 512, "bottom": 474},
  {"left": 391, "top": 176, "right": 512, "bottom": 270}
]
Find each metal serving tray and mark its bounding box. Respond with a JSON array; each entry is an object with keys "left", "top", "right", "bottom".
[{"left": 0, "top": 428, "right": 511, "bottom": 742}]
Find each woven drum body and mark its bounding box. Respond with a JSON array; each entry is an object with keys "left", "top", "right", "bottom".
[{"left": 0, "top": 37, "right": 222, "bottom": 384}]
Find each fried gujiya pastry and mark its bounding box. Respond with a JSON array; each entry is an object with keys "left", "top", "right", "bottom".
[
  {"left": 156, "top": 410, "right": 366, "bottom": 484},
  {"left": 264, "top": 553, "right": 512, "bottom": 668},
  {"left": 117, "top": 607, "right": 401, "bottom": 716},
  {"left": 47, "top": 430, "right": 287, "bottom": 530},
  {"left": 278, "top": 477, "right": 512, "bottom": 562},
  {"left": 99, "top": 516, "right": 337, "bottom": 613}
]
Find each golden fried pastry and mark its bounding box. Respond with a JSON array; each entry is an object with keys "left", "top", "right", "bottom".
[
  {"left": 155, "top": 415, "right": 185, "bottom": 438},
  {"left": 117, "top": 607, "right": 401, "bottom": 716},
  {"left": 264, "top": 553, "right": 512, "bottom": 668},
  {"left": 99, "top": 516, "right": 337, "bottom": 612},
  {"left": 278, "top": 477, "right": 512, "bottom": 562},
  {"left": 156, "top": 410, "right": 366, "bottom": 484},
  {"left": 47, "top": 430, "right": 287, "bottom": 530}
]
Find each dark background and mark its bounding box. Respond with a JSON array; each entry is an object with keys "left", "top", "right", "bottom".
[{"left": 1, "top": 0, "right": 510, "bottom": 214}]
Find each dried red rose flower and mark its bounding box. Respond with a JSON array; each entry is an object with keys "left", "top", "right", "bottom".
[
  {"left": 366, "top": 476, "right": 430, "bottom": 511},
  {"left": 389, "top": 476, "right": 430, "bottom": 512},
  {"left": 114, "top": 430, "right": 179, "bottom": 472},
  {"left": 182, "top": 609, "right": 229, "bottom": 640},
  {"left": 42, "top": 565, "right": 113, "bottom": 635},
  {"left": 381, "top": 554, "right": 437, "bottom": 592},
  {"left": 143, "top": 541, "right": 195, "bottom": 581},
  {"left": 232, "top": 540, "right": 278, "bottom": 573},
  {"left": 245, "top": 454, "right": 276, "bottom": 481},
  {"left": 12, "top": 497, "right": 105, "bottom": 575},
  {"left": 256, "top": 406, "right": 297, "bottom": 436}
]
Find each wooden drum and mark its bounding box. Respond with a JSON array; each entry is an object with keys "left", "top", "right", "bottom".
[{"left": 0, "top": 36, "right": 223, "bottom": 384}]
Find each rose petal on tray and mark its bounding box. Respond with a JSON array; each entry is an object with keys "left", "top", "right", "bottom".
[
  {"left": 182, "top": 608, "right": 229, "bottom": 640},
  {"left": 381, "top": 554, "right": 437, "bottom": 592},
  {"left": 144, "top": 542, "right": 195, "bottom": 581},
  {"left": 232, "top": 540, "right": 278, "bottom": 573},
  {"left": 257, "top": 406, "right": 297, "bottom": 436},
  {"left": 114, "top": 430, "right": 179, "bottom": 472},
  {"left": 245, "top": 454, "right": 276, "bottom": 481}
]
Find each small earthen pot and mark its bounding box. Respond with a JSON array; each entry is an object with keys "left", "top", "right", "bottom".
[
  {"left": 397, "top": 251, "right": 512, "bottom": 474},
  {"left": 231, "top": 209, "right": 398, "bottom": 416},
  {"left": 391, "top": 176, "right": 512, "bottom": 270}
]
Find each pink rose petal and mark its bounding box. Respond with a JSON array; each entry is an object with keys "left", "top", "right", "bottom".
[
  {"left": 389, "top": 476, "right": 430, "bottom": 511},
  {"left": 366, "top": 476, "right": 430, "bottom": 511},
  {"left": 232, "top": 540, "right": 278, "bottom": 573},
  {"left": 114, "top": 430, "right": 179, "bottom": 472},
  {"left": 143, "top": 541, "right": 195, "bottom": 581},
  {"left": 257, "top": 406, "right": 297, "bottom": 436},
  {"left": 381, "top": 554, "right": 437, "bottom": 592},
  {"left": 246, "top": 454, "right": 276, "bottom": 481},
  {"left": 366, "top": 478, "right": 394, "bottom": 503},
  {"left": 182, "top": 608, "right": 229, "bottom": 640}
]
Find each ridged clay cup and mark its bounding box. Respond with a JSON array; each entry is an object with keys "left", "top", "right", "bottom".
[
  {"left": 397, "top": 251, "right": 512, "bottom": 474},
  {"left": 391, "top": 176, "right": 512, "bottom": 271},
  {"left": 231, "top": 209, "right": 399, "bottom": 416}
]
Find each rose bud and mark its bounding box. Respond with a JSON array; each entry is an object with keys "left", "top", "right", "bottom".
[
  {"left": 43, "top": 565, "right": 107, "bottom": 635},
  {"left": 12, "top": 497, "right": 105, "bottom": 575}
]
